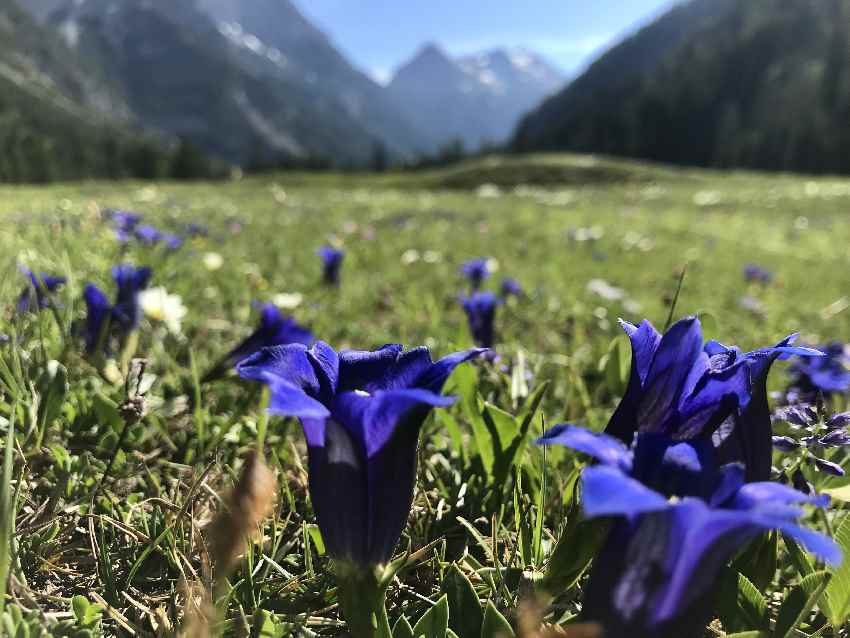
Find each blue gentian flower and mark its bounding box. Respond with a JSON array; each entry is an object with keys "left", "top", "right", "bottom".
[
  {"left": 537, "top": 425, "right": 840, "bottom": 638},
  {"left": 743, "top": 263, "right": 773, "bottom": 284},
  {"left": 134, "top": 224, "right": 164, "bottom": 246},
  {"left": 789, "top": 342, "right": 850, "bottom": 397},
  {"left": 606, "top": 317, "right": 820, "bottom": 481},
  {"left": 109, "top": 210, "right": 142, "bottom": 230},
  {"left": 83, "top": 284, "right": 112, "bottom": 354},
  {"left": 16, "top": 268, "right": 66, "bottom": 314},
  {"left": 223, "top": 303, "right": 313, "bottom": 370},
  {"left": 460, "top": 258, "right": 490, "bottom": 290},
  {"left": 109, "top": 210, "right": 142, "bottom": 243},
  {"left": 500, "top": 277, "right": 523, "bottom": 298},
  {"left": 164, "top": 234, "right": 183, "bottom": 250},
  {"left": 317, "top": 246, "right": 344, "bottom": 285},
  {"left": 238, "top": 342, "right": 484, "bottom": 566},
  {"left": 461, "top": 291, "right": 501, "bottom": 348},
  {"left": 83, "top": 265, "right": 151, "bottom": 354}
]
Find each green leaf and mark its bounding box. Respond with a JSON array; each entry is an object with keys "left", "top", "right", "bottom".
[
  {"left": 717, "top": 571, "right": 769, "bottom": 632},
  {"left": 599, "top": 335, "right": 630, "bottom": 396},
  {"left": 480, "top": 601, "right": 513, "bottom": 638},
  {"left": 36, "top": 362, "right": 68, "bottom": 439},
  {"left": 305, "top": 523, "right": 326, "bottom": 556},
  {"left": 393, "top": 616, "right": 415, "bottom": 638},
  {"left": 442, "top": 564, "right": 483, "bottom": 638},
  {"left": 71, "top": 596, "right": 102, "bottom": 628},
  {"left": 91, "top": 393, "right": 122, "bottom": 432},
  {"left": 783, "top": 535, "right": 814, "bottom": 577},
  {"left": 412, "top": 594, "right": 449, "bottom": 638},
  {"left": 540, "top": 507, "right": 608, "bottom": 595},
  {"left": 774, "top": 571, "right": 829, "bottom": 638},
  {"left": 824, "top": 514, "right": 850, "bottom": 626},
  {"left": 252, "top": 609, "right": 292, "bottom": 638},
  {"left": 733, "top": 532, "right": 777, "bottom": 591}
]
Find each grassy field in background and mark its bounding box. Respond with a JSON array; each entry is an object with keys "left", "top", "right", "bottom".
[{"left": 2, "top": 153, "right": 850, "bottom": 635}]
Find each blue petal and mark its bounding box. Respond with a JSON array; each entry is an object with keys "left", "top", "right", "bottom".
[
  {"left": 337, "top": 344, "right": 405, "bottom": 393},
  {"left": 415, "top": 348, "right": 488, "bottom": 393},
  {"left": 304, "top": 418, "right": 369, "bottom": 563},
  {"left": 581, "top": 466, "right": 670, "bottom": 519},
  {"left": 731, "top": 481, "right": 830, "bottom": 512},
  {"left": 333, "top": 388, "right": 455, "bottom": 459},
  {"left": 637, "top": 317, "right": 705, "bottom": 433},
  {"left": 237, "top": 344, "right": 333, "bottom": 416},
  {"left": 536, "top": 424, "right": 633, "bottom": 471},
  {"left": 620, "top": 318, "right": 662, "bottom": 385},
  {"left": 83, "top": 284, "right": 111, "bottom": 352},
  {"left": 676, "top": 360, "right": 751, "bottom": 438},
  {"left": 265, "top": 377, "right": 331, "bottom": 422},
  {"left": 237, "top": 343, "right": 314, "bottom": 384}
]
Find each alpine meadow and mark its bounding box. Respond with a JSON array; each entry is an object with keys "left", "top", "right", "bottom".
[{"left": 4, "top": 1, "right": 850, "bottom": 638}]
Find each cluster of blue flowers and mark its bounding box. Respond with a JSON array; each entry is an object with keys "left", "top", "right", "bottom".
[
  {"left": 537, "top": 317, "right": 839, "bottom": 637},
  {"left": 83, "top": 264, "right": 151, "bottom": 355},
  {"left": 13, "top": 223, "right": 849, "bottom": 638},
  {"left": 109, "top": 209, "right": 184, "bottom": 250}
]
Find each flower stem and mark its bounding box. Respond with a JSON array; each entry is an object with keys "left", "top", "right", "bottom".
[
  {"left": 256, "top": 386, "right": 270, "bottom": 454},
  {"left": 335, "top": 562, "right": 392, "bottom": 638}
]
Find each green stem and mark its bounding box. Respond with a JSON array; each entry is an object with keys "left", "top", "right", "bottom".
[
  {"left": 256, "top": 386, "right": 270, "bottom": 455},
  {"left": 335, "top": 561, "right": 392, "bottom": 638}
]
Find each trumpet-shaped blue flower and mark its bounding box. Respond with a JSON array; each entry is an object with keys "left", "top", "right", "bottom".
[
  {"left": 537, "top": 424, "right": 840, "bottom": 638},
  {"left": 164, "top": 234, "right": 183, "bottom": 250},
  {"left": 238, "top": 341, "right": 484, "bottom": 566},
  {"left": 606, "top": 317, "right": 820, "bottom": 481},
  {"left": 109, "top": 210, "right": 142, "bottom": 243},
  {"left": 134, "top": 224, "right": 164, "bottom": 246},
  {"left": 743, "top": 263, "right": 773, "bottom": 284},
  {"left": 16, "top": 268, "right": 66, "bottom": 314},
  {"left": 226, "top": 303, "right": 313, "bottom": 368},
  {"left": 788, "top": 342, "right": 850, "bottom": 397},
  {"left": 83, "top": 265, "right": 151, "bottom": 354},
  {"left": 461, "top": 291, "right": 501, "bottom": 348},
  {"left": 500, "top": 277, "right": 523, "bottom": 298},
  {"left": 109, "top": 210, "right": 142, "bottom": 231},
  {"left": 461, "top": 258, "right": 490, "bottom": 290},
  {"left": 317, "top": 246, "right": 344, "bottom": 285}
]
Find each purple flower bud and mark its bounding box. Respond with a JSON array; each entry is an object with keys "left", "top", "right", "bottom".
[
  {"left": 813, "top": 456, "right": 846, "bottom": 477},
  {"left": 774, "top": 404, "right": 817, "bottom": 427},
  {"left": 772, "top": 436, "right": 800, "bottom": 452},
  {"left": 792, "top": 468, "right": 815, "bottom": 495},
  {"left": 827, "top": 412, "right": 850, "bottom": 430},
  {"left": 819, "top": 429, "right": 850, "bottom": 447}
]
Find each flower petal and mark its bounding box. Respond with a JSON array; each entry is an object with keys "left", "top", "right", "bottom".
[
  {"left": 582, "top": 466, "right": 670, "bottom": 519},
  {"left": 536, "top": 424, "right": 632, "bottom": 471},
  {"left": 415, "top": 348, "right": 488, "bottom": 393}
]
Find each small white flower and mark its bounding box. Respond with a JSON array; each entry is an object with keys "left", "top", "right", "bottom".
[
  {"left": 273, "top": 292, "right": 303, "bottom": 309},
  {"left": 401, "top": 249, "right": 420, "bottom": 265},
  {"left": 423, "top": 250, "right": 442, "bottom": 263},
  {"left": 586, "top": 278, "right": 625, "bottom": 301},
  {"left": 139, "top": 287, "right": 187, "bottom": 334},
  {"left": 203, "top": 252, "right": 224, "bottom": 271}
]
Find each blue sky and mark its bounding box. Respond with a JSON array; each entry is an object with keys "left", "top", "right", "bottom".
[{"left": 297, "top": 0, "right": 678, "bottom": 83}]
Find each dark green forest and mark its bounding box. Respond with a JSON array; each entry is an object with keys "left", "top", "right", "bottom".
[{"left": 513, "top": 0, "right": 850, "bottom": 175}]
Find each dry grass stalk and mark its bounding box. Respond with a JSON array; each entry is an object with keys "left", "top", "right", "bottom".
[
  {"left": 208, "top": 451, "right": 276, "bottom": 577},
  {"left": 517, "top": 596, "right": 604, "bottom": 638}
]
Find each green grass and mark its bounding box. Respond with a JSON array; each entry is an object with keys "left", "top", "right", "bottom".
[{"left": 2, "top": 153, "right": 850, "bottom": 636}]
